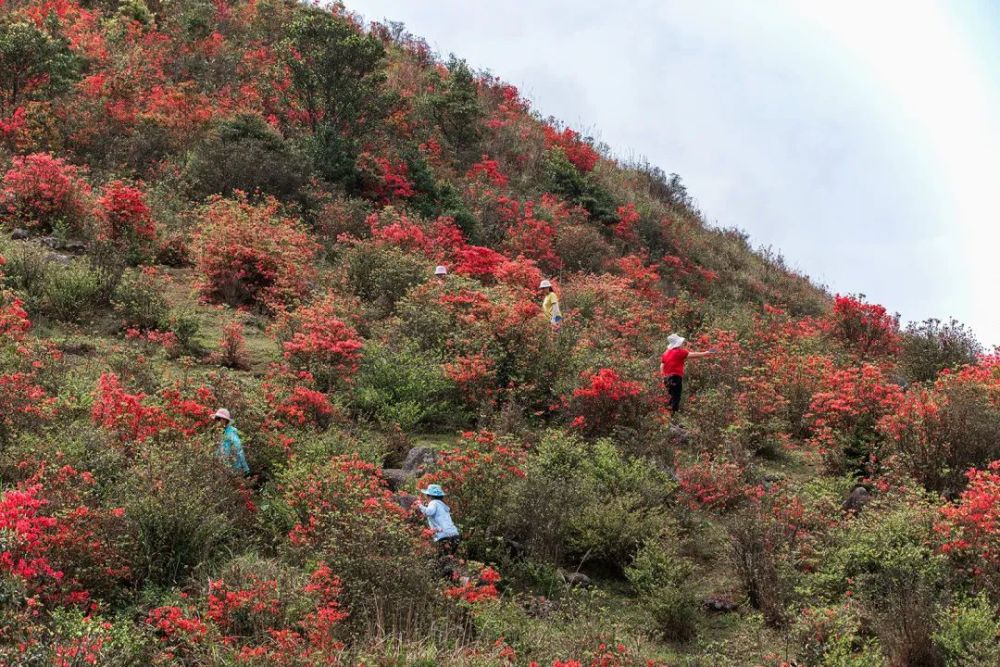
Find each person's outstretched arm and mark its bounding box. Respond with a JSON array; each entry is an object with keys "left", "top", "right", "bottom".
[{"left": 687, "top": 349, "right": 716, "bottom": 359}]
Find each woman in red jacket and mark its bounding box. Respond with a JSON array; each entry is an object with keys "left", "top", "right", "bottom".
[{"left": 660, "top": 334, "right": 715, "bottom": 413}]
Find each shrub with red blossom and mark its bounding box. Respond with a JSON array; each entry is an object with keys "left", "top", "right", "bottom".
[
  {"left": 613, "top": 202, "right": 640, "bottom": 244},
  {"left": 806, "top": 363, "right": 903, "bottom": 473},
  {"left": 936, "top": 460, "right": 1000, "bottom": 594},
  {"left": 543, "top": 125, "right": 599, "bottom": 173},
  {"left": 193, "top": 194, "right": 318, "bottom": 311},
  {"left": 417, "top": 431, "right": 526, "bottom": 552},
  {"left": 831, "top": 294, "right": 900, "bottom": 359},
  {"left": 356, "top": 152, "right": 415, "bottom": 204},
  {"left": 90, "top": 371, "right": 172, "bottom": 446},
  {"left": 280, "top": 455, "right": 435, "bottom": 631},
  {"left": 466, "top": 155, "right": 509, "bottom": 187},
  {"left": 213, "top": 316, "right": 250, "bottom": 370},
  {"left": 445, "top": 564, "right": 501, "bottom": 604},
  {"left": 568, "top": 368, "right": 649, "bottom": 439},
  {"left": 94, "top": 180, "right": 157, "bottom": 263},
  {"left": 675, "top": 453, "right": 748, "bottom": 511},
  {"left": 0, "top": 370, "right": 56, "bottom": 444},
  {"left": 0, "top": 152, "right": 91, "bottom": 234},
  {"left": 0, "top": 289, "right": 31, "bottom": 342},
  {"left": 274, "top": 296, "right": 364, "bottom": 391}
]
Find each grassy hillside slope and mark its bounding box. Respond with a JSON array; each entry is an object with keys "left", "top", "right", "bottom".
[{"left": 0, "top": 1, "right": 998, "bottom": 665}]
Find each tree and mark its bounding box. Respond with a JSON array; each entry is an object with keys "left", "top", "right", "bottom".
[
  {"left": 0, "top": 20, "right": 78, "bottom": 114},
  {"left": 900, "top": 318, "right": 982, "bottom": 383},
  {"left": 284, "top": 8, "right": 388, "bottom": 136},
  {"left": 429, "top": 56, "right": 483, "bottom": 164}
]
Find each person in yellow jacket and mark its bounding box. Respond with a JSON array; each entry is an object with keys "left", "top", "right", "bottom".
[{"left": 539, "top": 279, "right": 562, "bottom": 326}]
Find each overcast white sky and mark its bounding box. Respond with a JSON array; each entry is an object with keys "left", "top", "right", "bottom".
[{"left": 350, "top": 0, "right": 1000, "bottom": 345}]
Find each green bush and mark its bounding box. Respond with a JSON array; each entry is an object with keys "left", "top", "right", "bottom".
[
  {"left": 351, "top": 340, "right": 461, "bottom": 431},
  {"left": 504, "top": 431, "right": 673, "bottom": 571},
  {"left": 626, "top": 540, "right": 698, "bottom": 641},
  {"left": 184, "top": 114, "right": 309, "bottom": 201},
  {"left": 111, "top": 268, "right": 170, "bottom": 331},
  {"left": 115, "top": 447, "right": 251, "bottom": 587},
  {"left": 900, "top": 318, "right": 982, "bottom": 384},
  {"left": 341, "top": 243, "right": 428, "bottom": 319},
  {"left": 933, "top": 595, "right": 1000, "bottom": 666},
  {"left": 41, "top": 259, "right": 104, "bottom": 322}
]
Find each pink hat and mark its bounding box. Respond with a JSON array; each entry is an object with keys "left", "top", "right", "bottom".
[{"left": 212, "top": 408, "right": 232, "bottom": 422}]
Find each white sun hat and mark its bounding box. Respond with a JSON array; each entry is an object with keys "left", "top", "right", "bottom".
[
  {"left": 666, "top": 334, "right": 686, "bottom": 350},
  {"left": 212, "top": 408, "right": 232, "bottom": 422},
  {"left": 434, "top": 265, "right": 448, "bottom": 275},
  {"left": 539, "top": 279, "right": 552, "bottom": 289}
]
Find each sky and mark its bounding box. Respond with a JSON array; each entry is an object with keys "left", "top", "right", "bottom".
[{"left": 349, "top": 0, "right": 1000, "bottom": 346}]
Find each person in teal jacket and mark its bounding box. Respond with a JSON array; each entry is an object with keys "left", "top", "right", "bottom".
[{"left": 212, "top": 408, "right": 249, "bottom": 475}]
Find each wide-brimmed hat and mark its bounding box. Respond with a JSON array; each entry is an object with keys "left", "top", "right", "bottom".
[
  {"left": 434, "top": 265, "right": 448, "bottom": 275},
  {"left": 421, "top": 484, "right": 446, "bottom": 497},
  {"left": 539, "top": 279, "right": 552, "bottom": 289},
  {"left": 212, "top": 408, "right": 232, "bottom": 422},
  {"left": 666, "top": 334, "right": 686, "bottom": 350}
]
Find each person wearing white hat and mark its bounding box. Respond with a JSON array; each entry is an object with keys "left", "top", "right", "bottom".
[
  {"left": 213, "top": 408, "right": 249, "bottom": 474},
  {"left": 539, "top": 279, "right": 562, "bottom": 327},
  {"left": 434, "top": 265, "right": 448, "bottom": 279},
  {"left": 659, "top": 334, "right": 715, "bottom": 413},
  {"left": 417, "top": 483, "right": 460, "bottom": 556}
]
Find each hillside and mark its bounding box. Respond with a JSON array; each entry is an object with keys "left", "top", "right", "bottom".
[{"left": 0, "top": 1, "right": 998, "bottom": 665}]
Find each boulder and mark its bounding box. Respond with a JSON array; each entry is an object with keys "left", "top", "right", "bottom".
[
  {"left": 557, "top": 569, "right": 592, "bottom": 588},
  {"left": 842, "top": 486, "right": 872, "bottom": 513},
  {"left": 382, "top": 468, "right": 414, "bottom": 491},
  {"left": 45, "top": 252, "right": 71, "bottom": 265},
  {"left": 10, "top": 228, "right": 29, "bottom": 240},
  {"left": 668, "top": 424, "right": 690, "bottom": 445},
  {"left": 392, "top": 492, "right": 418, "bottom": 511},
  {"left": 703, "top": 596, "right": 738, "bottom": 613},
  {"left": 402, "top": 446, "right": 437, "bottom": 472}
]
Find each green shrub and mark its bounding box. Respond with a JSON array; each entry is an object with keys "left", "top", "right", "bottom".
[
  {"left": 111, "top": 268, "right": 170, "bottom": 331},
  {"left": 504, "top": 431, "right": 673, "bottom": 571},
  {"left": 341, "top": 243, "right": 428, "bottom": 319},
  {"left": 184, "top": 114, "right": 309, "bottom": 200},
  {"left": 116, "top": 447, "right": 251, "bottom": 587},
  {"left": 933, "top": 595, "right": 1000, "bottom": 666},
  {"left": 41, "top": 259, "right": 104, "bottom": 322},
  {"left": 0, "top": 239, "right": 50, "bottom": 305},
  {"left": 625, "top": 540, "right": 698, "bottom": 641},
  {"left": 900, "top": 318, "right": 981, "bottom": 384},
  {"left": 351, "top": 340, "right": 461, "bottom": 431}
]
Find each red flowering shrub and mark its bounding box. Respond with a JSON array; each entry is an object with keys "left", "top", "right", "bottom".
[
  {"left": 543, "top": 125, "right": 599, "bottom": 173},
  {"left": 274, "top": 296, "right": 364, "bottom": 391},
  {"left": 280, "top": 455, "right": 436, "bottom": 631},
  {"left": 466, "top": 155, "right": 508, "bottom": 187},
  {"left": 146, "top": 604, "right": 211, "bottom": 662},
  {"left": 0, "top": 371, "right": 56, "bottom": 444},
  {"left": 91, "top": 372, "right": 171, "bottom": 446},
  {"left": 417, "top": 431, "right": 526, "bottom": 553},
  {"left": 831, "top": 294, "right": 900, "bottom": 359},
  {"left": 879, "top": 365, "right": 1000, "bottom": 493},
  {"left": 0, "top": 153, "right": 91, "bottom": 234},
  {"left": 936, "top": 460, "right": 1000, "bottom": 594},
  {"left": 193, "top": 194, "right": 318, "bottom": 311},
  {"left": 95, "top": 180, "right": 157, "bottom": 263},
  {"left": 806, "top": 363, "right": 903, "bottom": 473},
  {"left": 613, "top": 202, "right": 640, "bottom": 244},
  {"left": 568, "top": 368, "right": 649, "bottom": 439},
  {"left": 675, "top": 453, "right": 748, "bottom": 511},
  {"left": 445, "top": 564, "right": 501, "bottom": 603},
  {"left": 0, "top": 290, "right": 31, "bottom": 342},
  {"left": 214, "top": 316, "right": 250, "bottom": 370},
  {"left": 356, "top": 152, "right": 415, "bottom": 204}
]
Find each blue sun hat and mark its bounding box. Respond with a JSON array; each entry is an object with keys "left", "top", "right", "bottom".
[{"left": 421, "top": 484, "right": 446, "bottom": 497}]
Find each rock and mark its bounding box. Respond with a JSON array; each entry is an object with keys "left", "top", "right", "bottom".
[
  {"left": 402, "top": 446, "right": 437, "bottom": 472},
  {"left": 842, "top": 486, "right": 872, "bottom": 513},
  {"left": 382, "top": 468, "right": 414, "bottom": 491},
  {"left": 392, "top": 492, "right": 418, "bottom": 511},
  {"left": 10, "top": 228, "right": 29, "bottom": 240},
  {"left": 504, "top": 538, "right": 525, "bottom": 558},
  {"left": 39, "top": 236, "right": 59, "bottom": 249},
  {"left": 45, "top": 252, "right": 72, "bottom": 265},
  {"left": 703, "top": 596, "right": 738, "bottom": 613},
  {"left": 61, "top": 239, "right": 86, "bottom": 253},
  {"left": 668, "top": 424, "right": 690, "bottom": 445},
  {"left": 557, "top": 569, "right": 592, "bottom": 588}
]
